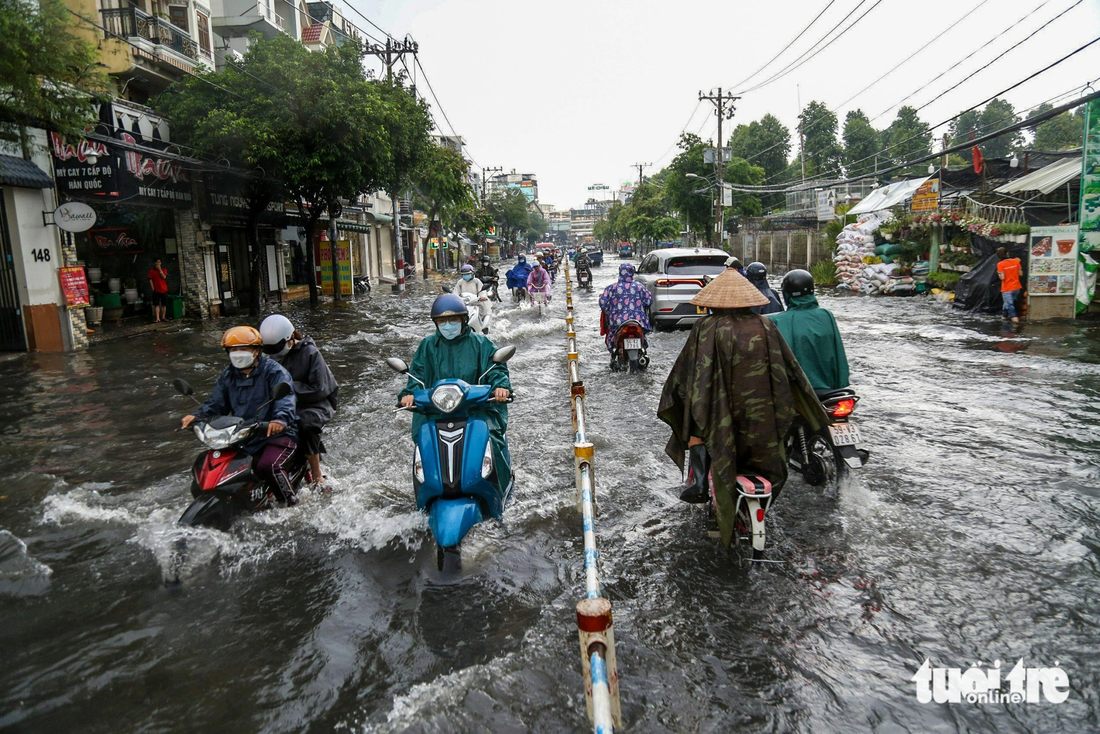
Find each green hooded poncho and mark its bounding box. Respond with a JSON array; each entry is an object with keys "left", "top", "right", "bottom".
[
  {"left": 398, "top": 327, "right": 512, "bottom": 484},
  {"left": 767, "top": 294, "right": 849, "bottom": 392},
  {"left": 657, "top": 310, "right": 828, "bottom": 546}
]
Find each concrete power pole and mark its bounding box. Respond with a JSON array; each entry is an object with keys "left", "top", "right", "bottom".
[
  {"left": 633, "top": 162, "right": 650, "bottom": 188},
  {"left": 699, "top": 88, "right": 740, "bottom": 246},
  {"left": 366, "top": 37, "right": 419, "bottom": 292}
]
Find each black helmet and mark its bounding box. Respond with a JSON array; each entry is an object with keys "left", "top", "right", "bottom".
[
  {"left": 781, "top": 269, "right": 815, "bottom": 301},
  {"left": 482, "top": 256, "right": 490, "bottom": 264},
  {"left": 746, "top": 262, "right": 768, "bottom": 282}
]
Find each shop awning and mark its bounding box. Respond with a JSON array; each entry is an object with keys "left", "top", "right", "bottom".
[
  {"left": 367, "top": 213, "right": 393, "bottom": 224},
  {"left": 336, "top": 219, "right": 371, "bottom": 233},
  {"left": 994, "top": 157, "right": 1081, "bottom": 195},
  {"left": 847, "top": 176, "right": 930, "bottom": 215},
  {"left": 0, "top": 154, "right": 53, "bottom": 189}
]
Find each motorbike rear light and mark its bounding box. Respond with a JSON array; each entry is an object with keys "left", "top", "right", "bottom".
[
  {"left": 830, "top": 399, "right": 856, "bottom": 418},
  {"left": 756, "top": 508, "right": 765, "bottom": 522},
  {"left": 481, "top": 442, "right": 493, "bottom": 479}
]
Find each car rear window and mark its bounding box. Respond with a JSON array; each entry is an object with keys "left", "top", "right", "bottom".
[{"left": 664, "top": 256, "right": 728, "bottom": 275}]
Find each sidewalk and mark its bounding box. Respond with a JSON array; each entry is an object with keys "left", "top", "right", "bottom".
[{"left": 87, "top": 317, "right": 183, "bottom": 346}]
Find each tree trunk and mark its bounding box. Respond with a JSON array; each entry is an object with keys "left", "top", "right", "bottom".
[
  {"left": 246, "top": 205, "right": 263, "bottom": 317},
  {"left": 328, "top": 200, "right": 341, "bottom": 301},
  {"left": 298, "top": 197, "right": 322, "bottom": 306}
]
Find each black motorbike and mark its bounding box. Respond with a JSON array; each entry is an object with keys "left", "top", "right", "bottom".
[
  {"left": 354, "top": 275, "right": 371, "bottom": 294},
  {"left": 786, "top": 388, "right": 869, "bottom": 486},
  {"left": 609, "top": 320, "right": 649, "bottom": 373},
  {"left": 576, "top": 264, "right": 592, "bottom": 290}
]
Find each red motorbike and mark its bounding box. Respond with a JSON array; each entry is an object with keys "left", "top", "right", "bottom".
[{"left": 174, "top": 378, "right": 307, "bottom": 530}]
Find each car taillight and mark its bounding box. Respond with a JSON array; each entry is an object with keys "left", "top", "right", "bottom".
[
  {"left": 656, "top": 278, "right": 704, "bottom": 287},
  {"left": 830, "top": 399, "right": 856, "bottom": 418}
]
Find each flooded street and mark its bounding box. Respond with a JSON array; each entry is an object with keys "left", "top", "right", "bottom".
[{"left": 2, "top": 259, "right": 1100, "bottom": 732}]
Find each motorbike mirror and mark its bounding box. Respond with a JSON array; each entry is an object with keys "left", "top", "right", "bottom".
[
  {"left": 441, "top": 284, "right": 454, "bottom": 293},
  {"left": 271, "top": 382, "right": 292, "bottom": 401},
  {"left": 492, "top": 345, "right": 516, "bottom": 364},
  {"left": 385, "top": 357, "right": 409, "bottom": 374},
  {"left": 173, "top": 378, "right": 194, "bottom": 396}
]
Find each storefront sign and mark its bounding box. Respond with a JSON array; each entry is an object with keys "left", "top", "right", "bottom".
[
  {"left": 89, "top": 227, "right": 143, "bottom": 254},
  {"left": 315, "top": 237, "right": 351, "bottom": 296},
  {"left": 1028, "top": 225, "right": 1078, "bottom": 296},
  {"left": 59, "top": 266, "right": 91, "bottom": 309},
  {"left": 428, "top": 237, "right": 440, "bottom": 250},
  {"left": 49, "top": 132, "right": 119, "bottom": 199},
  {"left": 1078, "top": 98, "right": 1100, "bottom": 253},
  {"left": 52, "top": 202, "right": 97, "bottom": 232},
  {"left": 115, "top": 132, "right": 193, "bottom": 207},
  {"left": 203, "top": 172, "right": 286, "bottom": 227},
  {"left": 911, "top": 179, "right": 940, "bottom": 213}
]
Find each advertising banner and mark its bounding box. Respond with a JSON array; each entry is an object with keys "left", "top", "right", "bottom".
[
  {"left": 315, "top": 237, "right": 352, "bottom": 296},
  {"left": 1079, "top": 97, "right": 1100, "bottom": 253},
  {"left": 816, "top": 189, "right": 836, "bottom": 221},
  {"left": 911, "top": 179, "right": 940, "bottom": 213},
  {"left": 1028, "top": 225, "right": 1078, "bottom": 296},
  {"left": 58, "top": 267, "right": 91, "bottom": 309}
]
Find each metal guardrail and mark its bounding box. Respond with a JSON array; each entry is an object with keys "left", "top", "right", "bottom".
[{"left": 563, "top": 258, "right": 622, "bottom": 732}]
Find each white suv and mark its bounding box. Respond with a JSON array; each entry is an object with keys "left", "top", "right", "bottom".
[{"left": 634, "top": 247, "right": 730, "bottom": 329}]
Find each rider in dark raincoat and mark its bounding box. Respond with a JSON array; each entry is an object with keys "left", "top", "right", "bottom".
[
  {"left": 745, "top": 262, "right": 784, "bottom": 315},
  {"left": 658, "top": 268, "right": 827, "bottom": 546},
  {"left": 767, "top": 269, "right": 850, "bottom": 392}
]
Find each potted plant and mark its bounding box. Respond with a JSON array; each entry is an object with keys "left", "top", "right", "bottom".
[{"left": 123, "top": 275, "right": 139, "bottom": 304}]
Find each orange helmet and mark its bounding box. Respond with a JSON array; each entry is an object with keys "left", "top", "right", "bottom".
[{"left": 220, "top": 325, "right": 262, "bottom": 349}]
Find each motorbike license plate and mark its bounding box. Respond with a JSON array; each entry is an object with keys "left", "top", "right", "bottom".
[
  {"left": 623, "top": 338, "right": 642, "bottom": 350},
  {"left": 828, "top": 422, "right": 862, "bottom": 446}
]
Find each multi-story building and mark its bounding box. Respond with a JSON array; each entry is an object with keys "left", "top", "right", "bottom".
[{"left": 487, "top": 171, "right": 538, "bottom": 204}]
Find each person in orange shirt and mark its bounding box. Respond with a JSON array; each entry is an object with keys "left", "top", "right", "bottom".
[{"left": 996, "top": 247, "right": 1023, "bottom": 323}]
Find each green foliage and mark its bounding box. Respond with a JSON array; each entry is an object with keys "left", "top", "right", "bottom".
[
  {"left": 799, "top": 101, "right": 842, "bottom": 177},
  {"left": 881, "top": 106, "right": 931, "bottom": 175},
  {"left": 413, "top": 143, "right": 474, "bottom": 226},
  {"left": 1028, "top": 102, "right": 1082, "bottom": 151},
  {"left": 809, "top": 260, "right": 836, "bottom": 286},
  {"left": 486, "top": 188, "right": 533, "bottom": 242},
  {"left": 949, "top": 99, "right": 1022, "bottom": 164},
  {"left": 728, "top": 113, "right": 790, "bottom": 180},
  {"left": 0, "top": 0, "right": 107, "bottom": 146},
  {"left": 842, "top": 109, "right": 879, "bottom": 177},
  {"left": 927, "top": 270, "right": 961, "bottom": 289},
  {"left": 824, "top": 203, "right": 857, "bottom": 241}
]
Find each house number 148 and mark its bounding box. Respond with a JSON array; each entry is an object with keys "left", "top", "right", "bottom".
[{"left": 31, "top": 248, "right": 51, "bottom": 263}]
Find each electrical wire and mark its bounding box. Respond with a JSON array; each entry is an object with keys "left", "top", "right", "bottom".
[{"left": 725, "top": 0, "right": 838, "bottom": 92}]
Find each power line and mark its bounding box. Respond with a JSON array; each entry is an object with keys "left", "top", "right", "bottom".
[
  {"left": 727, "top": 0, "right": 838, "bottom": 92},
  {"left": 338, "top": 0, "right": 397, "bottom": 41}
]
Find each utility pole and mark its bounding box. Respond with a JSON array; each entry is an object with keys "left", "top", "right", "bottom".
[
  {"left": 366, "top": 37, "right": 419, "bottom": 292},
  {"left": 633, "top": 162, "right": 650, "bottom": 188},
  {"left": 699, "top": 87, "right": 739, "bottom": 245},
  {"left": 481, "top": 166, "right": 502, "bottom": 205},
  {"left": 797, "top": 84, "right": 805, "bottom": 184}
]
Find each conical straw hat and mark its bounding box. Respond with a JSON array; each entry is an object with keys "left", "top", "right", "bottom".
[{"left": 691, "top": 268, "right": 770, "bottom": 309}]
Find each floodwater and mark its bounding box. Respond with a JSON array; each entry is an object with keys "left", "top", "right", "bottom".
[{"left": 1, "top": 258, "right": 1099, "bottom": 732}]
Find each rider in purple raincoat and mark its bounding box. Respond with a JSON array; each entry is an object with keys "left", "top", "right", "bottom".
[{"left": 598, "top": 263, "right": 653, "bottom": 353}]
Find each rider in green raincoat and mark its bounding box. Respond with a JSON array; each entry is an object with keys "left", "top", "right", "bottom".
[
  {"left": 398, "top": 294, "right": 512, "bottom": 487},
  {"left": 767, "top": 270, "right": 850, "bottom": 392}
]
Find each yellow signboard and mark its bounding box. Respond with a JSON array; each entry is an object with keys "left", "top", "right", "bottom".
[
  {"left": 318, "top": 239, "right": 352, "bottom": 296},
  {"left": 911, "top": 179, "right": 940, "bottom": 213}
]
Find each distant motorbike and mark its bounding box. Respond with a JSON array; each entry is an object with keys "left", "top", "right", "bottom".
[
  {"left": 576, "top": 263, "right": 592, "bottom": 290},
  {"left": 609, "top": 319, "right": 649, "bottom": 373},
  {"left": 505, "top": 267, "right": 530, "bottom": 303},
  {"left": 460, "top": 289, "right": 493, "bottom": 334},
  {"left": 480, "top": 274, "right": 502, "bottom": 302},
  {"left": 786, "top": 387, "right": 869, "bottom": 486},
  {"left": 354, "top": 275, "right": 371, "bottom": 294},
  {"left": 173, "top": 378, "right": 306, "bottom": 530},
  {"left": 686, "top": 455, "right": 774, "bottom": 562},
  {"left": 386, "top": 347, "right": 517, "bottom": 571}
]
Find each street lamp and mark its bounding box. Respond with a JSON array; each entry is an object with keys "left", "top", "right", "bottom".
[
  {"left": 1010, "top": 154, "right": 1019, "bottom": 168},
  {"left": 928, "top": 163, "right": 935, "bottom": 175}
]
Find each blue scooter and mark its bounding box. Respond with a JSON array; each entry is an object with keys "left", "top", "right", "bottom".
[{"left": 386, "top": 346, "right": 516, "bottom": 571}]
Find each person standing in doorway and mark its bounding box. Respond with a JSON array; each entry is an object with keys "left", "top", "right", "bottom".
[
  {"left": 996, "top": 247, "right": 1023, "bottom": 323},
  {"left": 148, "top": 258, "right": 169, "bottom": 322}
]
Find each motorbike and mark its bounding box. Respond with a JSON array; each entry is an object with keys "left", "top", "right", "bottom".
[
  {"left": 609, "top": 320, "right": 649, "bottom": 373},
  {"left": 460, "top": 289, "right": 493, "bottom": 334},
  {"left": 506, "top": 267, "right": 530, "bottom": 303},
  {"left": 354, "top": 275, "right": 371, "bottom": 294},
  {"left": 173, "top": 378, "right": 307, "bottom": 530},
  {"left": 386, "top": 346, "right": 517, "bottom": 571},
  {"left": 479, "top": 273, "right": 502, "bottom": 302},
  {"left": 576, "top": 263, "right": 592, "bottom": 290},
  {"left": 685, "top": 456, "right": 774, "bottom": 562},
  {"left": 786, "top": 387, "right": 870, "bottom": 487}
]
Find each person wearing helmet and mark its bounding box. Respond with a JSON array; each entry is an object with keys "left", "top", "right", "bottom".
[
  {"left": 506, "top": 255, "right": 532, "bottom": 300},
  {"left": 767, "top": 269, "right": 850, "bottom": 392},
  {"left": 260, "top": 314, "right": 339, "bottom": 492},
  {"left": 745, "top": 262, "right": 784, "bottom": 315},
  {"left": 598, "top": 263, "right": 653, "bottom": 354},
  {"left": 526, "top": 258, "right": 552, "bottom": 304},
  {"left": 476, "top": 256, "right": 500, "bottom": 302},
  {"left": 397, "top": 294, "right": 512, "bottom": 484},
  {"left": 181, "top": 326, "right": 300, "bottom": 504},
  {"left": 454, "top": 263, "right": 484, "bottom": 299}
]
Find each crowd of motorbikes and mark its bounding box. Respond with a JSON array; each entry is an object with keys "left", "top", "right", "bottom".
[{"left": 171, "top": 245, "right": 868, "bottom": 572}]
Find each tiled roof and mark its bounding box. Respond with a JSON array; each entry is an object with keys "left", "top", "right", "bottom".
[
  {"left": 301, "top": 23, "right": 325, "bottom": 43},
  {"left": 0, "top": 154, "right": 53, "bottom": 189}
]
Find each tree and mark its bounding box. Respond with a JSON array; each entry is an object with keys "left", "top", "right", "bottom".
[
  {"left": 1027, "top": 102, "right": 1082, "bottom": 151},
  {"left": 526, "top": 211, "right": 548, "bottom": 245},
  {"left": 948, "top": 109, "right": 981, "bottom": 165},
  {"left": 842, "top": 110, "right": 880, "bottom": 178},
  {"left": 486, "top": 188, "right": 530, "bottom": 243},
  {"left": 0, "top": 0, "right": 106, "bottom": 152},
  {"left": 413, "top": 143, "right": 474, "bottom": 237},
  {"left": 978, "top": 98, "right": 1022, "bottom": 158},
  {"left": 799, "top": 101, "right": 842, "bottom": 178},
  {"left": 881, "top": 106, "right": 931, "bottom": 176},
  {"left": 663, "top": 133, "right": 713, "bottom": 241},
  {"left": 728, "top": 113, "right": 790, "bottom": 180}
]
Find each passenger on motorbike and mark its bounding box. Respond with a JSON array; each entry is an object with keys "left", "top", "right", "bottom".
[
  {"left": 477, "top": 257, "right": 500, "bottom": 301},
  {"left": 657, "top": 269, "right": 826, "bottom": 542},
  {"left": 181, "top": 326, "right": 301, "bottom": 504},
  {"left": 506, "top": 255, "right": 532, "bottom": 296},
  {"left": 260, "top": 315, "right": 339, "bottom": 492},
  {"left": 767, "top": 269, "right": 850, "bottom": 392},
  {"left": 598, "top": 263, "right": 653, "bottom": 353},
  {"left": 454, "top": 263, "right": 484, "bottom": 298},
  {"left": 526, "top": 260, "right": 552, "bottom": 302},
  {"left": 398, "top": 295, "right": 512, "bottom": 484},
  {"left": 745, "top": 262, "right": 784, "bottom": 315},
  {"left": 543, "top": 253, "right": 557, "bottom": 282}
]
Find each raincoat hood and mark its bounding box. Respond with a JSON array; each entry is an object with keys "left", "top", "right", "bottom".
[{"left": 786, "top": 293, "right": 820, "bottom": 310}]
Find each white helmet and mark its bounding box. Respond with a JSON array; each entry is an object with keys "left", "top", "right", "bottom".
[{"left": 260, "top": 314, "right": 295, "bottom": 356}]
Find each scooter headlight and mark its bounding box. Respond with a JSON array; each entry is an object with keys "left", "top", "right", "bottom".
[
  {"left": 431, "top": 384, "right": 465, "bottom": 413},
  {"left": 414, "top": 445, "right": 424, "bottom": 483},
  {"left": 481, "top": 441, "right": 493, "bottom": 479}
]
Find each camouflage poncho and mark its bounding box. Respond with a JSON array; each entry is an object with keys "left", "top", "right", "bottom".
[{"left": 657, "top": 310, "right": 828, "bottom": 546}]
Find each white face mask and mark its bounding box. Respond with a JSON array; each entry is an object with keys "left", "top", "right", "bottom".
[
  {"left": 437, "top": 322, "right": 463, "bottom": 340},
  {"left": 229, "top": 350, "right": 256, "bottom": 369}
]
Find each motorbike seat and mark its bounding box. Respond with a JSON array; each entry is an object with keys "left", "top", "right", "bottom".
[
  {"left": 814, "top": 387, "right": 855, "bottom": 401},
  {"left": 735, "top": 475, "right": 772, "bottom": 495}
]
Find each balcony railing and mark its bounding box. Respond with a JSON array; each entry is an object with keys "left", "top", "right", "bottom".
[{"left": 101, "top": 7, "right": 198, "bottom": 62}]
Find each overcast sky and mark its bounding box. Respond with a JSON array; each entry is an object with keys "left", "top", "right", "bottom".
[{"left": 351, "top": 0, "right": 1100, "bottom": 209}]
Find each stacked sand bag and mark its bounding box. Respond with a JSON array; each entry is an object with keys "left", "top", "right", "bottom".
[{"left": 834, "top": 212, "right": 893, "bottom": 293}]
